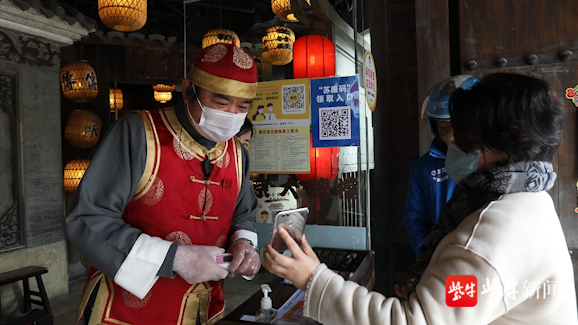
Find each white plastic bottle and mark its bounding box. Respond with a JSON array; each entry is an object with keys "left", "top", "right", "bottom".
[{"left": 255, "top": 284, "right": 278, "bottom": 324}]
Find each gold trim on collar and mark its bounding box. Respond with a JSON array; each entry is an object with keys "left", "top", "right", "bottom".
[{"left": 160, "top": 107, "right": 228, "bottom": 163}]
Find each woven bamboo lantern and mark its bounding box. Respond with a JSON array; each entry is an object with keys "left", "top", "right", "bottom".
[
  {"left": 202, "top": 28, "right": 241, "bottom": 49},
  {"left": 98, "top": 0, "right": 147, "bottom": 32},
  {"left": 109, "top": 88, "right": 123, "bottom": 112},
  {"left": 271, "top": 0, "right": 311, "bottom": 22},
  {"left": 64, "top": 109, "right": 102, "bottom": 149},
  {"left": 153, "top": 84, "right": 175, "bottom": 103},
  {"left": 60, "top": 61, "right": 98, "bottom": 102},
  {"left": 63, "top": 159, "right": 91, "bottom": 196},
  {"left": 154, "top": 91, "right": 172, "bottom": 103},
  {"left": 262, "top": 26, "right": 295, "bottom": 66}
]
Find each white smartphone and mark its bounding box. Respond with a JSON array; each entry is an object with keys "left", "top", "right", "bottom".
[{"left": 269, "top": 207, "right": 308, "bottom": 252}]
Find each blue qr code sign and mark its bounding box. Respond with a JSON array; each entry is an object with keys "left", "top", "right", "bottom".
[{"left": 319, "top": 106, "right": 351, "bottom": 140}]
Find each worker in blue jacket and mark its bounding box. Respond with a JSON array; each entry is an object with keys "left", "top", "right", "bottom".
[{"left": 403, "top": 75, "right": 478, "bottom": 254}]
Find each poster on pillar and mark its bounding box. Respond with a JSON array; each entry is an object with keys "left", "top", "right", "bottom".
[
  {"left": 247, "top": 79, "right": 311, "bottom": 174},
  {"left": 310, "top": 76, "right": 360, "bottom": 147}
]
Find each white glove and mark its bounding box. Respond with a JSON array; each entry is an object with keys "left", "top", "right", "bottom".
[{"left": 173, "top": 245, "right": 229, "bottom": 284}]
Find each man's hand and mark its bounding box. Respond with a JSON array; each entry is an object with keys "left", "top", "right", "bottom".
[
  {"left": 227, "top": 241, "right": 261, "bottom": 278},
  {"left": 173, "top": 245, "right": 229, "bottom": 284}
]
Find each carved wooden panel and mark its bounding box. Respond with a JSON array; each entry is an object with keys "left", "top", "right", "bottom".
[{"left": 0, "top": 71, "right": 23, "bottom": 251}]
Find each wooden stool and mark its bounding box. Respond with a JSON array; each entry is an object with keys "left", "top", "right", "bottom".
[{"left": 0, "top": 266, "right": 51, "bottom": 325}]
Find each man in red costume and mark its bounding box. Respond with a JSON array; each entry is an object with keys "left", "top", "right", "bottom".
[{"left": 66, "top": 43, "right": 261, "bottom": 325}]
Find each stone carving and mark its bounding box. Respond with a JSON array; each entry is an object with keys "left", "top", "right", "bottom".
[{"left": 0, "top": 31, "right": 60, "bottom": 68}]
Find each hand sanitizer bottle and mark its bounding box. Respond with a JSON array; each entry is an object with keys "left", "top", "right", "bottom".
[{"left": 255, "top": 284, "right": 278, "bottom": 324}]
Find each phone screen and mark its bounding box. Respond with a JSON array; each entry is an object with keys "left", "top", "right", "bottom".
[{"left": 269, "top": 207, "right": 308, "bottom": 252}]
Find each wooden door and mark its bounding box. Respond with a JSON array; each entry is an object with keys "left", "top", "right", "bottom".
[{"left": 457, "top": 0, "right": 578, "bottom": 292}]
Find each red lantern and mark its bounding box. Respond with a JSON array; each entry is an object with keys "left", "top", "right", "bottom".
[
  {"left": 293, "top": 35, "right": 336, "bottom": 79},
  {"left": 296, "top": 136, "right": 339, "bottom": 183}
]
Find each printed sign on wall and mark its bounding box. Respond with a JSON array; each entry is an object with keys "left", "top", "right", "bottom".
[
  {"left": 247, "top": 79, "right": 311, "bottom": 173},
  {"left": 310, "top": 76, "right": 361, "bottom": 147}
]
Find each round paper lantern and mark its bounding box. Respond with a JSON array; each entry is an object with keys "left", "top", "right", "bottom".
[
  {"left": 64, "top": 109, "right": 102, "bottom": 149},
  {"left": 271, "top": 0, "right": 311, "bottom": 22},
  {"left": 63, "top": 159, "right": 91, "bottom": 196},
  {"left": 202, "top": 28, "right": 240, "bottom": 48},
  {"left": 152, "top": 84, "right": 175, "bottom": 103},
  {"left": 293, "top": 35, "right": 336, "bottom": 79},
  {"left": 60, "top": 61, "right": 98, "bottom": 102},
  {"left": 98, "top": 0, "right": 147, "bottom": 32},
  {"left": 109, "top": 88, "right": 123, "bottom": 112},
  {"left": 296, "top": 136, "right": 339, "bottom": 183},
  {"left": 154, "top": 91, "right": 172, "bottom": 103},
  {"left": 262, "top": 26, "right": 295, "bottom": 66}
]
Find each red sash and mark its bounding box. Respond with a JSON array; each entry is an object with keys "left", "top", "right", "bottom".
[{"left": 80, "top": 107, "right": 243, "bottom": 325}]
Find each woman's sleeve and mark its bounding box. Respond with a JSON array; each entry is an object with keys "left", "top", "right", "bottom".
[{"left": 305, "top": 245, "right": 507, "bottom": 325}]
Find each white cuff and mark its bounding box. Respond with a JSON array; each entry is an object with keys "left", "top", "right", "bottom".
[
  {"left": 230, "top": 230, "right": 258, "bottom": 247},
  {"left": 113, "top": 234, "right": 173, "bottom": 299}
]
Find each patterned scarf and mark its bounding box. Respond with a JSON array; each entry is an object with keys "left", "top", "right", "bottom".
[{"left": 411, "top": 160, "right": 557, "bottom": 287}]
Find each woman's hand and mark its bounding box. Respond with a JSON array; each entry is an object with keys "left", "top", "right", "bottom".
[{"left": 262, "top": 228, "right": 321, "bottom": 291}]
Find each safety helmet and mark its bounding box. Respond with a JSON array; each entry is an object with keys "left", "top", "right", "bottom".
[{"left": 421, "top": 75, "right": 478, "bottom": 121}]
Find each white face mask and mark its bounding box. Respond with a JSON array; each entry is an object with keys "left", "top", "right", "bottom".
[
  {"left": 187, "top": 93, "right": 247, "bottom": 143},
  {"left": 445, "top": 143, "right": 482, "bottom": 184}
]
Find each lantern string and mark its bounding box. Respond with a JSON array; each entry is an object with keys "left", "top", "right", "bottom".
[
  {"left": 183, "top": 1, "right": 187, "bottom": 79},
  {"left": 79, "top": 38, "right": 85, "bottom": 61},
  {"left": 219, "top": 0, "right": 222, "bottom": 28},
  {"left": 114, "top": 65, "right": 118, "bottom": 121}
]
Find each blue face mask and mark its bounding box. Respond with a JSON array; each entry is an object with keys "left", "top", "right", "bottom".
[{"left": 445, "top": 143, "right": 482, "bottom": 184}]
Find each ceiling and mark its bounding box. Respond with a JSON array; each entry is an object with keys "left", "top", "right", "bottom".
[{"left": 56, "top": 0, "right": 354, "bottom": 48}]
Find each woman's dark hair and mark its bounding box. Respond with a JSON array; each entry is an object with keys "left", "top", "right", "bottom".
[
  {"left": 449, "top": 73, "right": 565, "bottom": 162},
  {"left": 236, "top": 118, "right": 254, "bottom": 138}
]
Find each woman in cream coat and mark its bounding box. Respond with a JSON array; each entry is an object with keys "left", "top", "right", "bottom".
[{"left": 263, "top": 73, "right": 578, "bottom": 325}]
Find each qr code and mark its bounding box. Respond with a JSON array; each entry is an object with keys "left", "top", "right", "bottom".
[
  {"left": 282, "top": 84, "right": 306, "bottom": 114},
  {"left": 319, "top": 106, "right": 351, "bottom": 140}
]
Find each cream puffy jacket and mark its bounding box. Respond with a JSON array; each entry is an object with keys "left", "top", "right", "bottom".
[{"left": 305, "top": 192, "right": 578, "bottom": 325}]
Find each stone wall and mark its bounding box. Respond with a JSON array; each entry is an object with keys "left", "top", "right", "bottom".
[
  {"left": 0, "top": 241, "right": 68, "bottom": 316},
  {"left": 0, "top": 29, "right": 68, "bottom": 317}
]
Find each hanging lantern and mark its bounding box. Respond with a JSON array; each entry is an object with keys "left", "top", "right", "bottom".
[
  {"left": 64, "top": 109, "right": 102, "bottom": 149},
  {"left": 262, "top": 26, "right": 295, "bottom": 66},
  {"left": 98, "top": 0, "right": 147, "bottom": 32},
  {"left": 63, "top": 159, "right": 91, "bottom": 196},
  {"left": 271, "top": 0, "right": 311, "bottom": 22},
  {"left": 296, "top": 136, "right": 339, "bottom": 183},
  {"left": 109, "top": 88, "right": 123, "bottom": 112},
  {"left": 293, "top": 35, "right": 336, "bottom": 79},
  {"left": 154, "top": 91, "right": 172, "bottom": 103},
  {"left": 152, "top": 84, "right": 175, "bottom": 103},
  {"left": 202, "top": 28, "right": 240, "bottom": 49},
  {"left": 60, "top": 61, "right": 98, "bottom": 102}
]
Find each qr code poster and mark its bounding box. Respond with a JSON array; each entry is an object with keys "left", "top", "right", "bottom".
[
  {"left": 319, "top": 107, "right": 351, "bottom": 140},
  {"left": 282, "top": 84, "right": 306, "bottom": 115},
  {"left": 247, "top": 79, "right": 311, "bottom": 128},
  {"left": 310, "top": 76, "right": 360, "bottom": 147}
]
